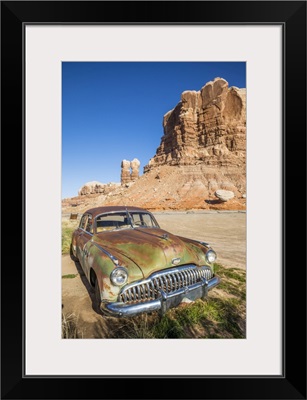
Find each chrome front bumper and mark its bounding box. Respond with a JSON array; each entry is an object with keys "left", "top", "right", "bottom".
[{"left": 100, "top": 276, "right": 220, "bottom": 318}]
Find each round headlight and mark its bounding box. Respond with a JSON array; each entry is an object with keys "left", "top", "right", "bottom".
[
  {"left": 110, "top": 267, "right": 128, "bottom": 286},
  {"left": 206, "top": 249, "right": 217, "bottom": 264}
]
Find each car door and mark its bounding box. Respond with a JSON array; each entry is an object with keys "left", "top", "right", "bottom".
[
  {"left": 74, "top": 214, "right": 87, "bottom": 260},
  {"left": 77, "top": 213, "right": 93, "bottom": 274}
]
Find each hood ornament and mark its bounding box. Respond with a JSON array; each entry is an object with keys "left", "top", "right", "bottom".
[
  {"left": 172, "top": 257, "right": 181, "bottom": 265},
  {"left": 162, "top": 233, "right": 169, "bottom": 240}
]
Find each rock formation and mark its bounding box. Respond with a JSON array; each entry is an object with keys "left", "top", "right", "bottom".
[
  {"left": 215, "top": 189, "right": 235, "bottom": 202},
  {"left": 120, "top": 160, "right": 131, "bottom": 185},
  {"left": 78, "top": 181, "right": 120, "bottom": 196},
  {"left": 145, "top": 77, "right": 246, "bottom": 171},
  {"left": 130, "top": 158, "right": 140, "bottom": 181},
  {"left": 120, "top": 158, "right": 140, "bottom": 185}
]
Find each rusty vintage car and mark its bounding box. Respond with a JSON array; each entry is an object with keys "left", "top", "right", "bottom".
[{"left": 70, "top": 206, "right": 220, "bottom": 317}]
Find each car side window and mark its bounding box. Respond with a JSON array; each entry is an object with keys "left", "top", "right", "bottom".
[
  {"left": 141, "top": 213, "right": 154, "bottom": 227},
  {"left": 85, "top": 215, "right": 93, "bottom": 233},
  {"left": 79, "top": 214, "right": 88, "bottom": 230}
]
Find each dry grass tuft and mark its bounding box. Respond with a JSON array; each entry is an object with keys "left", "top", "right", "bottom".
[{"left": 62, "top": 312, "right": 84, "bottom": 339}]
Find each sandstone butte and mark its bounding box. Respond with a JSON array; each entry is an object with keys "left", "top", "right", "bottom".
[{"left": 62, "top": 77, "right": 246, "bottom": 213}]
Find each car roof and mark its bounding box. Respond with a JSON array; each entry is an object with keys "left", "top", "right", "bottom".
[{"left": 84, "top": 205, "right": 149, "bottom": 218}]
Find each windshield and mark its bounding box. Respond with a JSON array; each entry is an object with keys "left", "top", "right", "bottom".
[{"left": 95, "top": 211, "right": 159, "bottom": 233}]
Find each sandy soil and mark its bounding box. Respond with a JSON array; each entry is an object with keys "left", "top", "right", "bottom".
[
  {"left": 62, "top": 210, "right": 246, "bottom": 338},
  {"left": 152, "top": 211, "right": 246, "bottom": 270}
]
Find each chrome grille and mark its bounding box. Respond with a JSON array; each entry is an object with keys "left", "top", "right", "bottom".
[{"left": 119, "top": 265, "right": 213, "bottom": 303}]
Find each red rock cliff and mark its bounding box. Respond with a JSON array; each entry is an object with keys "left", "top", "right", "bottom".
[{"left": 145, "top": 77, "right": 246, "bottom": 171}]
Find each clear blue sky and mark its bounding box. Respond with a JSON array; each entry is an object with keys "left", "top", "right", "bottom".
[{"left": 62, "top": 62, "right": 246, "bottom": 199}]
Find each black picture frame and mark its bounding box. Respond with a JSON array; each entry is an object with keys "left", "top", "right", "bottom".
[{"left": 1, "top": 1, "right": 306, "bottom": 399}]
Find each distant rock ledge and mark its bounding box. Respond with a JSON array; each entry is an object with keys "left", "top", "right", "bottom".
[{"left": 78, "top": 181, "right": 120, "bottom": 196}]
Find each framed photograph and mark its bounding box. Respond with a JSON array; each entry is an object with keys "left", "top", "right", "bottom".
[{"left": 1, "top": 1, "right": 306, "bottom": 399}]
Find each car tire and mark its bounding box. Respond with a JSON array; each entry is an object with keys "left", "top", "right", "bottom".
[
  {"left": 70, "top": 243, "right": 78, "bottom": 262},
  {"left": 94, "top": 279, "right": 102, "bottom": 314}
]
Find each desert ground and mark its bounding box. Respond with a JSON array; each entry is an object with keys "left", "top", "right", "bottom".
[{"left": 62, "top": 210, "right": 246, "bottom": 338}]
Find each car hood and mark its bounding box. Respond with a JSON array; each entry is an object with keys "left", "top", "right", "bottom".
[{"left": 93, "top": 227, "right": 203, "bottom": 278}]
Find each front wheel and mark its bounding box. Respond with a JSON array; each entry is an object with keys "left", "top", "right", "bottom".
[{"left": 94, "top": 279, "right": 102, "bottom": 314}]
